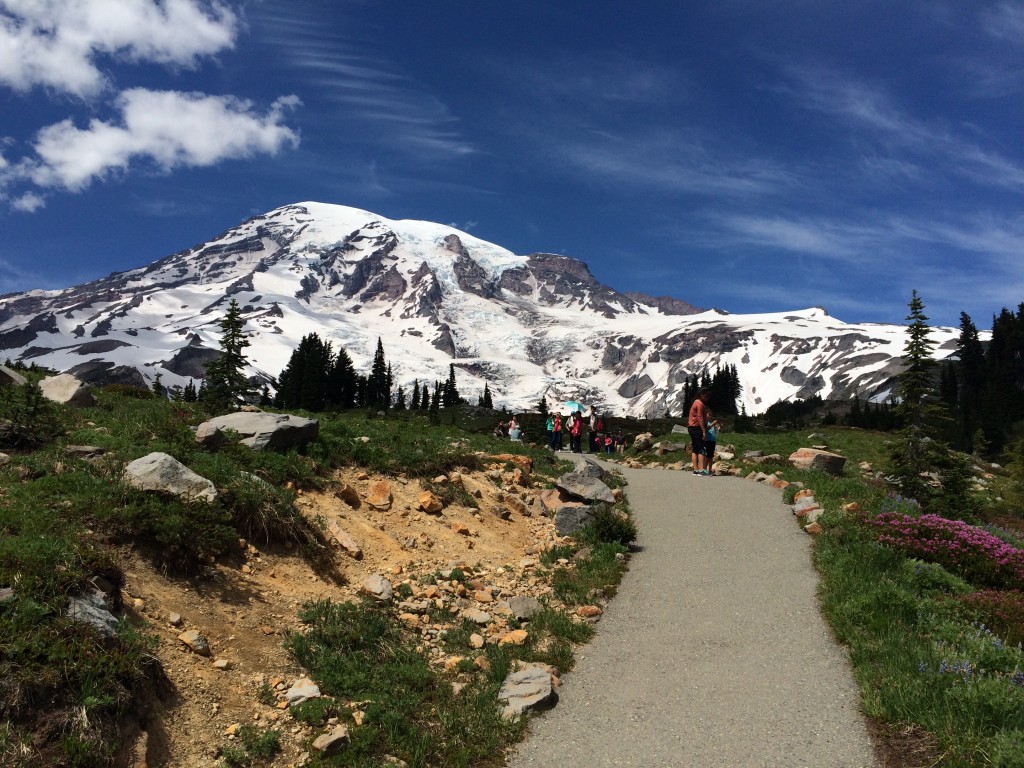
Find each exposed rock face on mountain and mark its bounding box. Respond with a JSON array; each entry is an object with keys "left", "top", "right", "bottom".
[{"left": 0, "top": 202, "right": 960, "bottom": 415}]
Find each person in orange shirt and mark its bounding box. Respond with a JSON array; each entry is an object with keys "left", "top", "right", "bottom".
[{"left": 688, "top": 388, "right": 710, "bottom": 475}]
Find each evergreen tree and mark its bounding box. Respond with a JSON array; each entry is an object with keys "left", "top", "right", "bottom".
[
  {"left": 411, "top": 380, "right": 421, "bottom": 410},
  {"left": 182, "top": 379, "right": 198, "bottom": 402},
  {"left": 258, "top": 385, "right": 272, "bottom": 407},
  {"left": 395, "top": 386, "right": 406, "bottom": 411},
  {"left": 443, "top": 364, "right": 461, "bottom": 407},
  {"left": 327, "top": 347, "right": 358, "bottom": 409},
  {"left": 954, "top": 312, "right": 986, "bottom": 451},
  {"left": 431, "top": 381, "right": 442, "bottom": 412},
  {"left": 420, "top": 386, "right": 430, "bottom": 411},
  {"left": 366, "top": 338, "right": 389, "bottom": 409},
  {"left": 981, "top": 305, "right": 1024, "bottom": 453},
  {"left": 202, "top": 299, "right": 251, "bottom": 412},
  {"left": 276, "top": 333, "right": 332, "bottom": 410},
  {"left": 151, "top": 373, "right": 165, "bottom": 398},
  {"left": 889, "top": 291, "right": 949, "bottom": 504}
]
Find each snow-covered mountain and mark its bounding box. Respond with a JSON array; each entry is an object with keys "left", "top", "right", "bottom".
[{"left": 0, "top": 201, "right": 960, "bottom": 416}]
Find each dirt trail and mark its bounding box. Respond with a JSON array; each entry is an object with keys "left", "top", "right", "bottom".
[{"left": 506, "top": 464, "right": 876, "bottom": 768}]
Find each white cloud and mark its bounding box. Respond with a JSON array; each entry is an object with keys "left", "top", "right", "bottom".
[
  {"left": 0, "top": 0, "right": 238, "bottom": 97},
  {"left": 11, "top": 192, "right": 44, "bottom": 212},
  {"left": 16, "top": 90, "right": 299, "bottom": 193}
]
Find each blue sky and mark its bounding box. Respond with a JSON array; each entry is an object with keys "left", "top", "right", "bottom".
[{"left": 1, "top": 1, "right": 1022, "bottom": 327}]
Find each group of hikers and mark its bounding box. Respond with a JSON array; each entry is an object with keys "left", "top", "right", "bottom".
[
  {"left": 542, "top": 410, "right": 626, "bottom": 454},
  {"left": 493, "top": 389, "right": 720, "bottom": 473}
]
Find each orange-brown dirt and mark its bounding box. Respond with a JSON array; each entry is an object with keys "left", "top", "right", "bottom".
[{"left": 120, "top": 457, "right": 570, "bottom": 767}]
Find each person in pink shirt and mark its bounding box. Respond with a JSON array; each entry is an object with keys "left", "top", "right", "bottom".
[{"left": 688, "top": 388, "right": 710, "bottom": 475}]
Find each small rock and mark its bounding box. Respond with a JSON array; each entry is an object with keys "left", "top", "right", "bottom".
[
  {"left": 168, "top": 612, "right": 183, "bottom": 627},
  {"left": 362, "top": 573, "right": 394, "bottom": 602},
  {"left": 212, "top": 659, "right": 232, "bottom": 671},
  {"left": 311, "top": 725, "right": 350, "bottom": 757},
  {"left": 285, "top": 678, "right": 321, "bottom": 705},
  {"left": 178, "top": 629, "right": 211, "bottom": 656},
  {"left": 499, "top": 629, "right": 529, "bottom": 646}
]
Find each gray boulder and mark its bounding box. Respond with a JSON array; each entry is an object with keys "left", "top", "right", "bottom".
[
  {"left": 124, "top": 452, "right": 217, "bottom": 503},
  {"left": 556, "top": 473, "right": 615, "bottom": 504},
  {"left": 507, "top": 596, "right": 543, "bottom": 622},
  {"left": 498, "top": 664, "right": 557, "bottom": 720},
  {"left": 566, "top": 454, "right": 604, "bottom": 478},
  {"left": 361, "top": 573, "right": 394, "bottom": 602},
  {"left": 38, "top": 373, "right": 96, "bottom": 406},
  {"left": 555, "top": 506, "right": 595, "bottom": 536},
  {"left": 67, "top": 589, "right": 119, "bottom": 637},
  {"left": 195, "top": 412, "right": 319, "bottom": 451}
]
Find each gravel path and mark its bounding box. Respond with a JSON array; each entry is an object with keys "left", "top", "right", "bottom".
[{"left": 506, "top": 464, "right": 876, "bottom": 768}]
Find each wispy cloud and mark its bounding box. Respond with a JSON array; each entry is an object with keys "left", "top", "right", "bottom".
[
  {"left": 982, "top": 1, "right": 1024, "bottom": 43},
  {"left": 549, "top": 128, "right": 797, "bottom": 198},
  {"left": 255, "top": 7, "right": 475, "bottom": 161},
  {"left": 0, "top": 0, "right": 238, "bottom": 97},
  {"left": 1, "top": 90, "right": 299, "bottom": 205},
  {"left": 782, "top": 66, "right": 1024, "bottom": 191}
]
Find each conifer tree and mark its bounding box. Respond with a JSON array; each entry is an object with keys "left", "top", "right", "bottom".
[
  {"left": 395, "top": 386, "right": 406, "bottom": 411},
  {"left": 276, "top": 332, "right": 332, "bottom": 410},
  {"left": 327, "top": 347, "right": 358, "bottom": 409},
  {"left": 366, "top": 338, "right": 389, "bottom": 409},
  {"left": 202, "top": 299, "right": 251, "bottom": 411},
  {"left": 411, "top": 380, "right": 421, "bottom": 410},
  {"left": 889, "top": 291, "right": 948, "bottom": 503},
  {"left": 443, "top": 364, "right": 460, "bottom": 407},
  {"left": 420, "top": 386, "right": 430, "bottom": 411}
]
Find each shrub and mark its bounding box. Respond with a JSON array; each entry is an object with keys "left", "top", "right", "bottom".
[
  {"left": 958, "top": 590, "right": 1024, "bottom": 646},
  {"left": 578, "top": 504, "right": 637, "bottom": 547},
  {"left": 0, "top": 382, "right": 64, "bottom": 449},
  {"left": 864, "top": 511, "right": 1024, "bottom": 590}
]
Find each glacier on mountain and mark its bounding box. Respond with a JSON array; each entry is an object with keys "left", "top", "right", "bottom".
[{"left": 0, "top": 201, "right": 960, "bottom": 416}]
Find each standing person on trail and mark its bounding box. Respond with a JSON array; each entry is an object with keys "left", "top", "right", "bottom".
[
  {"left": 704, "top": 411, "right": 721, "bottom": 474},
  {"left": 689, "top": 388, "right": 710, "bottom": 475},
  {"left": 589, "top": 411, "right": 599, "bottom": 452},
  {"left": 552, "top": 413, "right": 563, "bottom": 451},
  {"left": 569, "top": 411, "right": 583, "bottom": 453},
  {"left": 546, "top": 413, "right": 555, "bottom": 448}
]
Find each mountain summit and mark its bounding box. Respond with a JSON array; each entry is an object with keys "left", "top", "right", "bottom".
[{"left": 0, "top": 201, "right": 957, "bottom": 415}]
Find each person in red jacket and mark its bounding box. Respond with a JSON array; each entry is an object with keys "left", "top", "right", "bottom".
[{"left": 688, "top": 388, "right": 710, "bottom": 475}]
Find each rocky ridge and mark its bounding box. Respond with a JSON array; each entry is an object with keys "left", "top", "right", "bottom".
[{"left": 0, "top": 202, "right": 963, "bottom": 417}]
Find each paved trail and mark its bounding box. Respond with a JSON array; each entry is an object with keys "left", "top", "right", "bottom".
[{"left": 506, "top": 464, "right": 876, "bottom": 768}]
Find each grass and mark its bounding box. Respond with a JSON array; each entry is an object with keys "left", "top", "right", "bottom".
[{"left": 0, "top": 379, "right": 631, "bottom": 766}]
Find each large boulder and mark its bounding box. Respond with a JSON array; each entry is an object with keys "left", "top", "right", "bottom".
[
  {"left": 38, "top": 373, "right": 96, "bottom": 406},
  {"left": 555, "top": 506, "right": 595, "bottom": 536},
  {"left": 788, "top": 448, "right": 847, "bottom": 476},
  {"left": 498, "top": 664, "right": 557, "bottom": 720},
  {"left": 195, "top": 412, "right": 319, "bottom": 451},
  {"left": 565, "top": 454, "right": 604, "bottom": 478},
  {"left": 124, "top": 452, "right": 217, "bottom": 503},
  {"left": 556, "top": 473, "right": 615, "bottom": 504},
  {"left": 632, "top": 432, "right": 654, "bottom": 451}
]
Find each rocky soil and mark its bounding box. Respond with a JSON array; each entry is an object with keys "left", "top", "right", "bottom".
[{"left": 123, "top": 454, "right": 575, "bottom": 768}]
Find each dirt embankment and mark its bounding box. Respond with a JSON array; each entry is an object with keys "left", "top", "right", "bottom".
[{"left": 123, "top": 455, "right": 568, "bottom": 767}]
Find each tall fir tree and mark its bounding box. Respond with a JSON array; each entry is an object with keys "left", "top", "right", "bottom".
[
  {"left": 202, "top": 299, "right": 251, "bottom": 412},
  {"left": 411, "top": 380, "right": 421, "bottom": 410},
  {"left": 953, "top": 312, "right": 986, "bottom": 451},
  {"left": 366, "top": 338, "right": 389, "bottom": 409},
  {"left": 327, "top": 347, "right": 358, "bottom": 409},
  {"left": 889, "top": 291, "right": 948, "bottom": 503}
]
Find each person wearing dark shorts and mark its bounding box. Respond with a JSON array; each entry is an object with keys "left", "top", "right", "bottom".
[{"left": 688, "top": 388, "right": 710, "bottom": 475}]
